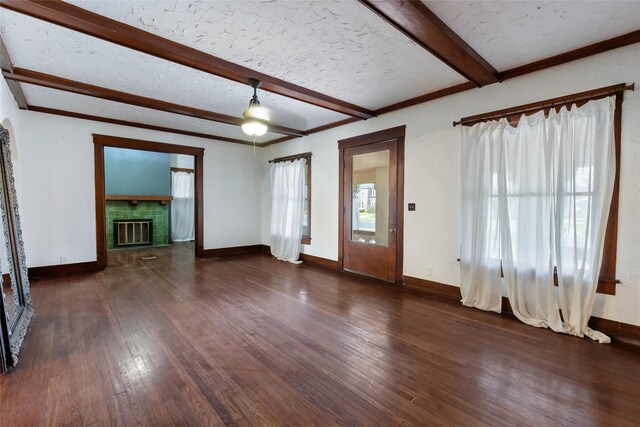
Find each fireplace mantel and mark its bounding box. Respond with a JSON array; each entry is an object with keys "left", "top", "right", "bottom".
[{"left": 105, "top": 194, "right": 173, "bottom": 206}]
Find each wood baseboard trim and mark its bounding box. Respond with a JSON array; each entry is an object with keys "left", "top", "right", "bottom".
[
  {"left": 260, "top": 245, "right": 341, "bottom": 270},
  {"left": 589, "top": 317, "right": 640, "bottom": 344},
  {"left": 299, "top": 253, "right": 341, "bottom": 271},
  {"left": 402, "top": 275, "right": 462, "bottom": 300},
  {"left": 402, "top": 275, "right": 640, "bottom": 345},
  {"left": 26, "top": 261, "right": 100, "bottom": 280},
  {"left": 200, "top": 245, "right": 263, "bottom": 258}
]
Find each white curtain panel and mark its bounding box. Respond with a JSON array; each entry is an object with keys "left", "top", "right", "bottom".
[
  {"left": 270, "top": 159, "right": 306, "bottom": 263},
  {"left": 460, "top": 97, "right": 616, "bottom": 342},
  {"left": 171, "top": 171, "right": 195, "bottom": 242},
  {"left": 460, "top": 120, "right": 505, "bottom": 313}
]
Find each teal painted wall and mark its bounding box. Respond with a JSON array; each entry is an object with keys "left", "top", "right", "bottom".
[{"left": 104, "top": 147, "right": 170, "bottom": 195}]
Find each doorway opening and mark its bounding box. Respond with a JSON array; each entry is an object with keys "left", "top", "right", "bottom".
[
  {"left": 338, "top": 126, "right": 405, "bottom": 283},
  {"left": 93, "top": 134, "right": 204, "bottom": 270}
]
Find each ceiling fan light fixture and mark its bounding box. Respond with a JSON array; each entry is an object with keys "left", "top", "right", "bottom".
[
  {"left": 242, "top": 78, "right": 269, "bottom": 137},
  {"left": 241, "top": 118, "right": 268, "bottom": 137}
]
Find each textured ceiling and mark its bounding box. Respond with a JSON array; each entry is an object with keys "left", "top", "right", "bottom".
[
  {"left": 0, "top": 9, "right": 350, "bottom": 131},
  {"left": 65, "top": 0, "right": 468, "bottom": 109},
  {"left": 424, "top": 0, "right": 640, "bottom": 71},
  {"left": 2, "top": 1, "right": 640, "bottom": 145}
]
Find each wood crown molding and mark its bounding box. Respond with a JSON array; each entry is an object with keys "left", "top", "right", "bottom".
[
  {"left": 0, "top": 0, "right": 374, "bottom": 120},
  {"left": 3, "top": 68, "right": 305, "bottom": 137},
  {"left": 28, "top": 106, "right": 255, "bottom": 146},
  {"left": 0, "top": 34, "right": 28, "bottom": 109},
  {"left": 358, "top": 0, "right": 498, "bottom": 86},
  {"left": 261, "top": 118, "right": 362, "bottom": 147},
  {"left": 499, "top": 30, "right": 640, "bottom": 81},
  {"left": 375, "top": 82, "right": 476, "bottom": 115}
]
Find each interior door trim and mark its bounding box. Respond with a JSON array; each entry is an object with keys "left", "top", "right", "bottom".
[
  {"left": 93, "top": 134, "right": 205, "bottom": 270},
  {"left": 338, "top": 125, "right": 405, "bottom": 284}
]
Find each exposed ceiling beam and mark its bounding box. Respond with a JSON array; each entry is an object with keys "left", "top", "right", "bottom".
[
  {"left": 358, "top": 0, "right": 498, "bottom": 86},
  {"left": 28, "top": 106, "right": 255, "bottom": 146},
  {"left": 3, "top": 68, "right": 306, "bottom": 137},
  {"left": 266, "top": 24, "right": 640, "bottom": 146},
  {"left": 499, "top": 30, "right": 640, "bottom": 81},
  {"left": 0, "top": 35, "right": 28, "bottom": 109},
  {"left": 0, "top": 0, "right": 375, "bottom": 120},
  {"left": 375, "top": 29, "right": 640, "bottom": 118}
]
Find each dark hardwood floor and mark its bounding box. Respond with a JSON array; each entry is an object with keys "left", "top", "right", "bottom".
[{"left": 2, "top": 243, "right": 639, "bottom": 426}]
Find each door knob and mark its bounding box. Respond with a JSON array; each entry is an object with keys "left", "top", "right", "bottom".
[{"left": 389, "top": 227, "right": 396, "bottom": 233}]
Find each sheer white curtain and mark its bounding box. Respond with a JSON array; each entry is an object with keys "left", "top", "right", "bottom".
[
  {"left": 460, "top": 97, "right": 616, "bottom": 342},
  {"left": 270, "top": 159, "right": 306, "bottom": 263},
  {"left": 460, "top": 120, "right": 505, "bottom": 312},
  {"left": 171, "top": 171, "right": 195, "bottom": 242}
]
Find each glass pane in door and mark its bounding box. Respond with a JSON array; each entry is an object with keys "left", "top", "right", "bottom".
[{"left": 351, "top": 150, "right": 389, "bottom": 246}]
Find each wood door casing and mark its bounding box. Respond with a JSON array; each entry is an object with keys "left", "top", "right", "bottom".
[
  {"left": 338, "top": 126, "right": 405, "bottom": 283},
  {"left": 343, "top": 141, "right": 397, "bottom": 281},
  {"left": 93, "top": 134, "right": 204, "bottom": 270}
]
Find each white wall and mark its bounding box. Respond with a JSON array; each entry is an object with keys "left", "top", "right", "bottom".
[
  {"left": 170, "top": 153, "right": 195, "bottom": 169},
  {"left": 0, "top": 92, "right": 263, "bottom": 267},
  {"left": 262, "top": 44, "right": 640, "bottom": 326}
]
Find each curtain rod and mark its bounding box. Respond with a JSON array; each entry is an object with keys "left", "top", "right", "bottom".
[
  {"left": 453, "top": 83, "right": 634, "bottom": 127},
  {"left": 268, "top": 152, "right": 312, "bottom": 163}
]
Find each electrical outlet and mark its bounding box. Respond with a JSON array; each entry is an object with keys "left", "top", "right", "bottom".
[
  {"left": 427, "top": 266, "right": 433, "bottom": 276},
  {"left": 59, "top": 256, "right": 68, "bottom": 264}
]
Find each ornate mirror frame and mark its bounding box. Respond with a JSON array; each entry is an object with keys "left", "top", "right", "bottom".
[{"left": 0, "top": 124, "right": 33, "bottom": 372}]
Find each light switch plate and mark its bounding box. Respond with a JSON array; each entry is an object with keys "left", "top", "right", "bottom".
[{"left": 408, "top": 203, "right": 416, "bottom": 211}]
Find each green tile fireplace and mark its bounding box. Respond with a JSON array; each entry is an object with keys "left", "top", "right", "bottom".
[{"left": 106, "top": 200, "right": 169, "bottom": 249}]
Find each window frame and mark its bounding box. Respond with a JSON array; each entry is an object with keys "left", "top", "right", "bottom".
[
  {"left": 270, "top": 152, "right": 312, "bottom": 245},
  {"left": 464, "top": 91, "right": 622, "bottom": 295}
]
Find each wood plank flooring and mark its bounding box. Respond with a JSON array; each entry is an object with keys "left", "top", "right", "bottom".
[{"left": 1, "top": 243, "right": 639, "bottom": 426}]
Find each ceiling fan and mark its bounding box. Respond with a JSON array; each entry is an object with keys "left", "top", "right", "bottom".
[{"left": 241, "top": 78, "right": 270, "bottom": 138}]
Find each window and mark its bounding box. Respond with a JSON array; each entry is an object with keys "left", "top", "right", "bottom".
[
  {"left": 353, "top": 182, "right": 377, "bottom": 232},
  {"left": 271, "top": 152, "right": 311, "bottom": 245},
  {"left": 465, "top": 91, "right": 622, "bottom": 295}
]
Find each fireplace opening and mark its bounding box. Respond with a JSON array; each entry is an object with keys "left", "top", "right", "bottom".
[{"left": 113, "top": 219, "right": 153, "bottom": 247}]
